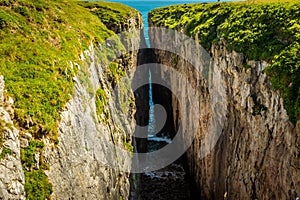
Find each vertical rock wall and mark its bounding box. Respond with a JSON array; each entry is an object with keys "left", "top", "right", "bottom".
[
  {"left": 0, "top": 76, "right": 26, "bottom": 200},
  {"left": 149, "top": 19, "right": 300, "bottom": 199},
  {"left": 0, "top": 12, "right": 143, "bottom": 200},
  {"left": 43, "top": 18, "right": 142, "bottom": 199},
  {"left": 190, "top": 41, "right": 299, "bottom": 199}
]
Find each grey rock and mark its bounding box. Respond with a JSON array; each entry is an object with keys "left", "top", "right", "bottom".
[
  {"left": 43, "top": 16, "right": 142, "bottom": 200},
  {"left": 19, "top": 138, "right": 29, "bottom": 148},
  {"left": 22, "top": 132, "right": 32, "bottom": 140},
  {"left": 149, "top": 27, "right": 300, "bottom": 200},
  {"left": 0, "top": 76, "right": 26, "bottom": 200}
]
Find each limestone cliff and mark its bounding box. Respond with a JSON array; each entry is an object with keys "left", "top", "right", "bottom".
[
  {"left": 43, "top": 33, "right": 141, "bottom": 199},
  {"left": 149, "top": 2, "right": 300, "bottom": 199},
  {"left": 0, "top": 76, "right": 26, "bottom": 200},
  {"left": 0, "top": 1, "right": 142, "bottom": 199}
]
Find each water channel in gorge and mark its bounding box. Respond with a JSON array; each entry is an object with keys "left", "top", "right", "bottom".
[
  {"left": 107, "top": 1, "right": 207, "bottom": 199},
  {"left": 129, "top": 42, "right": 201, "bottom": 199}
]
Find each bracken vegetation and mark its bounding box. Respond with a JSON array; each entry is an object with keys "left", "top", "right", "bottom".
[{"left": 150, "top": 1, "right": 300, "bottom": 124}]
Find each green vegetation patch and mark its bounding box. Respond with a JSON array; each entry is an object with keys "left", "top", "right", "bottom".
[
  {"left": 21, "top": 139, "right": 52, "bottom": 199},
  {"left": 0, "top": 120, "right": 5, "bottom": 147},
  {"left": 0, "top": 147, "right": 12, "bottom": 160},
  {"left": 21, "top": 140, "right": 45, "bottom": 170},
  {"left": 124, "top": 137, "right": 134, "bottom": 153},
  {"left": 0, "top": 135, "right": 3, "bottom": 148},
  {"left": 0, "top": 0, "right": 137, "bottom": 139},
  {"left": 108, "top": 61, "right": 126, "bottom": 84},
  {"left": 24, "top": 170, "right": 53, "bottom": 200},
  {"left": 0, "top": 120, "right": 15, "bottom": 161},
  {"left": 95, "top": 88, "right": 108, "bottom": 122},
  {"left": 150, "top": 1, "right": 300, "bottom": 124},
  {"left": 95, "top": 53, "right": 134, "bottom": 123}
]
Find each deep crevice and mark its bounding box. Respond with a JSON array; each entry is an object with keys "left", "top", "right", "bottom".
[{"left": 129, "top": 32, "right": 201, "bottom": 200}]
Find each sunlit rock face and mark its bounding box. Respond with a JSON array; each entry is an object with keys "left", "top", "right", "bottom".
[
  {"left": 0, "top": 76, "right": 26, "bottom": 200},
  {"left": 42, "top": 16, "right": 143, "bottom": 200},
  {"left": 0, "top": 1, "right": 144, "bottom": 199},
  {"left": 149, "top": 19, "right": 300, "bottom": 199}
]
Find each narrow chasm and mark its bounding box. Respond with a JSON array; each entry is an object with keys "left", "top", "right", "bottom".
[{"left": 129, "top": 35, "right": 201, "bottom": 200}]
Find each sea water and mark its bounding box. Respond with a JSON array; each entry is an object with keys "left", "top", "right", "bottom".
[{"left": 108, "top": 0, "right": 214, "bottom": 45}]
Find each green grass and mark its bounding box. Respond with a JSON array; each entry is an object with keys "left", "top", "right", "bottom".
[
  {"left": 0, "top": 0, "right": 107, "bottom": 140},
  {"left": 95, "top": 88, "right": 108, "bottom": 122},
  {"left": 0, "top": 0, "right": 139, "bottom": 140},
  {"left": 150, "top": 1, "right": 300, "bottom": 124},
  {"left": 20, "top": 139, "right": 52, "bottom": 199},
  {"left": 24, "top": 170, "right": 53, "bottom": 200},
  {"left": 21, "top": 140, "right": 45, "bottom": 170},
  {"left": 0, "top": 1, "right": 140, "bottom": 199},
  {"left": 0, "top": 147, "right": 12, "bottom": 160},
  {"left": 246, "top": 0, "right": 296, "bottom": 3}
]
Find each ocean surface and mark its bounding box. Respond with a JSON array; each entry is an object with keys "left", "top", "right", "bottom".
[{"left": 108, "top": 0, "right": 214, "bottom": 44}]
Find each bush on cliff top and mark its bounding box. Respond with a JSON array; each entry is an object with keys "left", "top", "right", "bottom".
[{"left": 150, "top": 1, "right": 300, "bottom": 124}]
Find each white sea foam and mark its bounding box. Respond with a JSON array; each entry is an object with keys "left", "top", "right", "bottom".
[{"left": 147, "top": 135, "right": 172, "bottom": 143}]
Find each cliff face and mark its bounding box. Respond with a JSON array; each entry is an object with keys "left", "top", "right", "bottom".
[
  {"left": 44, "top": 34, "right": 140, "bottom": 199},
  {"left": 149, "top": 2, "right": 300, "bottom": 199},
  {"left": 150, "top": 27, "right": 300, "bottom": 200},
  {"left": 0, "top": 1, "right": 142, "bottom": 199},
  {"left": 190, "top": 41, "right": 299, "bottom": 199},
  {"left": 42, "top": 15, "right": 142, "bottom": 200},
  {"left": 0, "top": 76, "right": 25, "bottom": 200}
]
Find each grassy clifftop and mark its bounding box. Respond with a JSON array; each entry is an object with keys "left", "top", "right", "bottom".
[
  {"left": 0, "top": 0, "right": 139, "bottom": 139},
  {"left": 0, "top": 0, "right": 139, "bottom": 199},
  {"left": 150, "top": 1, "right": 300, "bottom": 124}
]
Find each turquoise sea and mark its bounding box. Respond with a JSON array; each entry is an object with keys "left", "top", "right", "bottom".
[{"left": 108, "top": 0, "right": 214, "bottom": 43}]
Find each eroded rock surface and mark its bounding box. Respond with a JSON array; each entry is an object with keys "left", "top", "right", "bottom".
[
  {"left": 149, "top": 21, "right": 300, "bottom": 199},
  {"left": 0, "top": 76, "right": 26, "bottom": 200}
]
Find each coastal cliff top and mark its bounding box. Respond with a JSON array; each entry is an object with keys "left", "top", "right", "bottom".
[
  {"left": 0, "top": 0, "right": 139, "bottom": 138},
  {"left": 0, "top": 1, "right": 141, "bottom": 199},
  {"left": 149, "top": 0, "right": 300, "bottom": 124}
]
